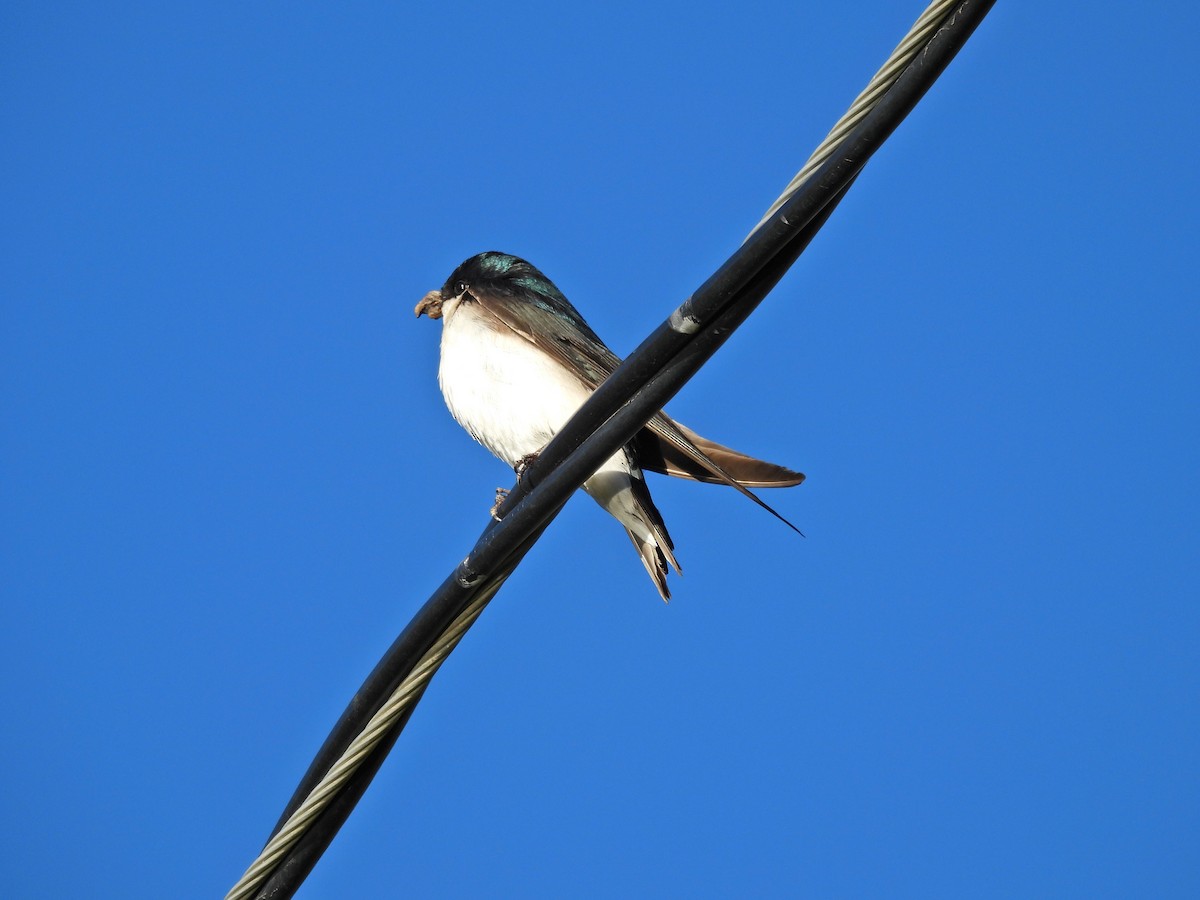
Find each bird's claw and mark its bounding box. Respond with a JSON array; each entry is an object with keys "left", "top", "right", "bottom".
[
  {"left": 514, "top": 453, "right": 539, "bottom": 482},
  {"left": 490, "top": 487, "right": 509, "bottom": 521}
]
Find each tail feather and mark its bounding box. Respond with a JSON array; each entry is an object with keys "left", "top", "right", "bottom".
[
  {"left": 627, "top": 470, "right": 680, "bottom": 578},
  {"left": 624, "top": 474, "right": 679, "bottom": 602},
  {"left": 585, "top": 464, "right": 679, "bottom": 601},
  {"left": 625, "top": 529, "right": 672, "bottom": 602}
]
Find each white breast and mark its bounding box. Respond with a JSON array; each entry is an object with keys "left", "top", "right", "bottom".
[{"left": 438, "top": 301, "right": 595, "bottom": 468}]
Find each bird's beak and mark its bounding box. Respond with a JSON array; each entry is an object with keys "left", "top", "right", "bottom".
[{"left": 414, "top": 290, "right": 444, "bottom": 320}]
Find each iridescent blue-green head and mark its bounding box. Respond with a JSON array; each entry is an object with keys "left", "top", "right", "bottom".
[
  {"left": 442, "top": 252, "right": 566, "bottom": 306},
  {"left": 414, "top": 251, "right": 600, "bottom": 342}
]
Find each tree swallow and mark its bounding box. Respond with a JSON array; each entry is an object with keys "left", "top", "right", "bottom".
[{"left": 415, "top": 251, "right": 803, "bottom": 601}]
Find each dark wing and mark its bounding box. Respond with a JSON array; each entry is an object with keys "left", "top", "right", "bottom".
[
  {"left": 632, "top": 422, "right": 805, "bottom": 487},
  {"left": 636, "top": 415, "right": 804, "bottom": 534},
  {"left": 468, "top": 287, "right": 622, "bottom": 390},
  {"left": 470, "top": 290, "right": 803, "bottom": 532}
]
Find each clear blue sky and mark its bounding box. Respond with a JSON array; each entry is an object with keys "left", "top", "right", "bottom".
[{"left": 3, "top": 2, "right": 1197, "bottom": 897}]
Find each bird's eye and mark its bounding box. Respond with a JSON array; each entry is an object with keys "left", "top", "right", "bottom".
[{"left": 455, "top": 281, "right": 469, "bottom": 295}]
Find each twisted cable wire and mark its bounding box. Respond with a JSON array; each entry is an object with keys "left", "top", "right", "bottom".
[
  {"left": 223, "top": 1, "right": 983, "bottom": 895},
  {"left": 747, "top": 0, "right": 957, "bottom": 239},
  {"left": 225, "top": 578, "right": 503, "bottom": 900}
]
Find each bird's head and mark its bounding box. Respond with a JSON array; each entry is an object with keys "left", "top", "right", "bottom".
[{"left": 414, "top": 251, "right": 575, "bottom": 324}]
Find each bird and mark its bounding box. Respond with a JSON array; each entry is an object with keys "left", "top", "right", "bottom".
[{"left": 415, "top": 251, "right": 803, "bottom": 601}]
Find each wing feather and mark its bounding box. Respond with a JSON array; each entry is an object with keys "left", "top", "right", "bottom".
[{"left": 469, "top": 289, "right": 803, "bottom": 533}]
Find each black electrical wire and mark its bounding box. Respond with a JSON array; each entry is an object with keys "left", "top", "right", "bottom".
[{"left": 246, "top": 2, "right": 995, "bottom": 896}]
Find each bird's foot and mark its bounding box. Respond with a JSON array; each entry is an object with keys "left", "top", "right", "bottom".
[
  {"left": 514, "top": 452, "right": 539, "bottom": 482},
  {"left": 490, "top": 487, "right": 510, "bottom": 521}
]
